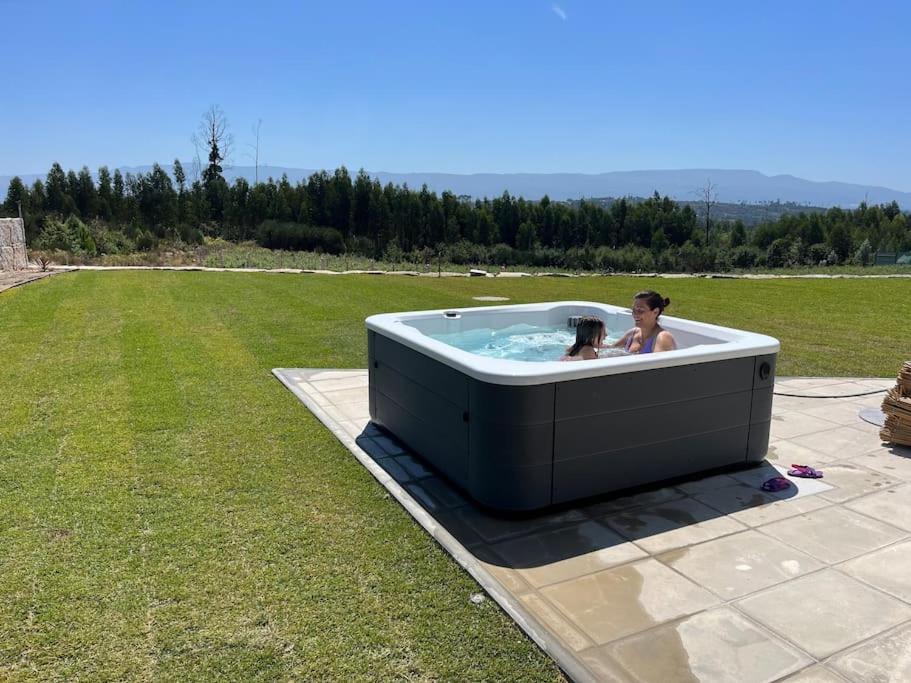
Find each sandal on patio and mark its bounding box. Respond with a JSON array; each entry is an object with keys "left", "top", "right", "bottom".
[
  {"left": 761, "top": 476, "right": 792, "bottom": 492},
  {"left": 788, "top": 464, "right": 823, "bottom": 478}
]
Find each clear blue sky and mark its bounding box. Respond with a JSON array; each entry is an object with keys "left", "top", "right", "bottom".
[{"left": 2, "top": 0, "right": 909, "bottom": 190}]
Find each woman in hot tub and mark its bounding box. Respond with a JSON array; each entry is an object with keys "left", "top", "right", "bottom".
[{"left": 613, "top": 290, "right": 677, "bottom": 354}]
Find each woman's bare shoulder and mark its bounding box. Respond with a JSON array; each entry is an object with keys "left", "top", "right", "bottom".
[{"left": 655, "top": 329, "right": 677, "bottom": 351}]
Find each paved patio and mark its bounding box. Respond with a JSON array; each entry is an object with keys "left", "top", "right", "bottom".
[
  {"left": 0, "top": 270, "right": 57, "bottom": 293},
  {"left": 274, "top": 369, "right": 911, "bottom": 683}
]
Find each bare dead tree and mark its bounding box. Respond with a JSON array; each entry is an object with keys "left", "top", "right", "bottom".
[
  {"left": 191, "top": 105, "right": 234, "bottom": 185},
  {"left": 246, "top": 119, "right": 263, "bottom": 184},
  {"left": 695, "top": 179, "right": 718, "bottom": 243}
]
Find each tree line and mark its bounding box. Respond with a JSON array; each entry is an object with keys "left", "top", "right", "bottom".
[{"left": 3, "top": 161, "right": 909, "bottom": 272}]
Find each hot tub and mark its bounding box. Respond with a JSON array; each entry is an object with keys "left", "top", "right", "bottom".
[{"left": 366, "top": 301, "right": 779, "bottom": 512}]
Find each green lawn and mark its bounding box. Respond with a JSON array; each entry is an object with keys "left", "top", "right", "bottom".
[{"left": 1, "top": 272, "right": 909, "bottom": 681}]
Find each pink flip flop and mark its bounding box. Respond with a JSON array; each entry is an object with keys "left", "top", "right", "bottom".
[
  {"left": 761, "top": 476, "right": 792, "bottom": 492},
  {"left": 788, "top": 464, "right": 823, "bottom": 479}
]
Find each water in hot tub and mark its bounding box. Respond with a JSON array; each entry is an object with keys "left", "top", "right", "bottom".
[{"left": 429, "top": 323, "right": 626, "bottom": 362}]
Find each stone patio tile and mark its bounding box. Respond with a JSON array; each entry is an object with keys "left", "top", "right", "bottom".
[
  {"left": 392, "top": 454, "right": 434, "bottom": 479},
  {"left": 852, "top": 393, "right": 890, "bottom": 409},
  {"left": 577, "top": 648, "right": 635, "bottom": 682},
  {"left": 693, "top": 483, "right": 777, "bottom": 515},
  {"left": 766, "top": 439, "right": 836, "bottom": 465},
  {"left": 849, "top": 378, "right": 895, "bottom": 390},
  {"left": 770, "top": 412, "right": 840, "bottom": 440},
  {"left": 404, "top": 481, "right": 450, "bottom": 513},
  {"left": 374, "top": 456, "right": 411, "bottom": 483},
  {"left": 790, "top": 425, "right": 884, "bottom": 460},
  {"left": 775, "top": 377, "right": 848, "bottom": 391},
  {"left": 518, "top": 593, "right": 595, "bottom": 652},
  {"left": 735, "top": 569, "right": 911, "bottom": 658},
  {"left": 354, "top": 436, "right": 391, "bottom": 460},
  {"left": 474, "top": 547, "right": 535, "bottom": 596},
  {"left": 828, "top": 623, "right": 911, "bottom": 683},
  {"left": 488, "top": 520, "right": 647, "bottom": 588},
  {"left": 675, "top": 473, "right": 742, "bottom": 495},
  {"left": 541, "top": 558, "right": 719, "bottom": 644},
  {"left": 603, "top": 497, "right": 747, "bottom": 555},
  {"left": 801, "top": 381, "right": 877, "bottom": 397},
  {"left": 315, "top": 401, "right": 349, "bottom": 426},
  {"left": 335, "top": 400, "right": 371, "bottom": 421},
  {"left": 795, "top": 400, "right": 870, "bottom": 427},
  {"left": 759, "top": 506, "right": 906, "bottom": 564},
  {"left": 815, "top": 463, "right": 900, "bottom": 503},
  {"left": 593, "top": 607, "right": 810, "bottom": 683},
  {"left": 580, "top": 485, "right": 685, "bottom": 517},
  {"left": 839, "top": 540, "right": 911, "bottom": 603},
  {"left": 782, "top": 665, "right": 850, "bottom": 682},
  {"left": 336, "top": 420, "right": 363, "bottom": 439},
  {"left": 846, "top": 485, "right": 911, "bottom": 531},
  {"left": 319, "top": 386, "right": 369, "bottom": 405},
  {"left": 429, "top": 507, "right": 484, "bottom": 548},
  {"left": 406, "top": 476, "right": 467, "bottom": 510},
  {"left": 847, "top": 447, "right": 911, "bottom": 481},
  {"left": 845, "top": 416, "right": 883, "bottom": 435},
  {"left": 370, "top": 434, "right": 405, "bottom": 456},
  {"left": 772, "top": 394, "right": 835, "bottom": 415},
  {"left": 303, "top": 369, "right": 367, "bottom": 382},
  {"left": 658, "top": 530, "right": 823, "bottom": 599},
  {"left": 725, "top": 493, "right": 831, "bottom": 528},
  {"left": 305, "top": 374, "right": 369, "bottom": 392},
  {"left": 453, "top": 505, "right": 588, "bottom": 545}
]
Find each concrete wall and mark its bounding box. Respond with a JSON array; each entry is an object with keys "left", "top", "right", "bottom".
[{"left": 0, "top": 218, "right": 28, "bottom": 270}]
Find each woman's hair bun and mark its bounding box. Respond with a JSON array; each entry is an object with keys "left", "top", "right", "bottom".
[{"left": 663, "top": 297, "right": 671, "bottom": 307}]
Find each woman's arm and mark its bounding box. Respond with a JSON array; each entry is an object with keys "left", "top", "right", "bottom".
[{"left": 611, "top": 328, "right": 636, "bottom": 348}]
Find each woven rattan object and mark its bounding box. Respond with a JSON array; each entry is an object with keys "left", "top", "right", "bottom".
[{"left": 880, "top": 361, "right": 911, "bottom": 446}]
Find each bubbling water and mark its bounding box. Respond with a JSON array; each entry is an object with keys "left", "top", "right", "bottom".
[{"left": 430, "top": 323, "right": 626, "bottom": 362}]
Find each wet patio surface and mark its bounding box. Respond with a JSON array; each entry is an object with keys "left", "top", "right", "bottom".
[{"left": 274, "top": 369, "right": 911, "bottom": 683}]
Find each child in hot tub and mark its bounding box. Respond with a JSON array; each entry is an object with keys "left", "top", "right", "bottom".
[{"left": 561, "top": 316, "right": 605, "bottom": 361}]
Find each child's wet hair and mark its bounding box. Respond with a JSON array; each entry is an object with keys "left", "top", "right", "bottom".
[
  {"left": 634, "top": 290, "right": 671, "bottom": 316},
  {"left": 566, "top": 316, "right": 605, "bottom": 357}
]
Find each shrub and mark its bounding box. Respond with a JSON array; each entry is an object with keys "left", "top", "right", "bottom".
[
  {"left": 257, "top": 220, "right": 345, "bottom": 254},
  {"left": 766, "top": 238, "right": 792, "bottom": 268},
  {"left": 564, "top": 246, "right": 597, "bottom": 271},
  {"left": 489, "top": 243, "right": 518, "bottom": 266},
  {"left": 714, "top": 247, "right": 733, "bottom": 272},
  {"left": 731, "top": 245, "right": 759, "bottom": 269},
  {"left": 595, "top": 245, "right": 654, "bottom": 272},
  {"left": 853, "top": 239, "right": 873, "bottom": 266},
  {"left": 679, "top": 241, "right": 714, "bottom": 272},
  {"left": 445, "top": 240, "right": 488, "bottom": 265},
  {"left": 655, "top": 248, "right": 678, "bottom": 273},
  {"left": 345, "top": 235, "right": 375, "bottom": 258},
  {"left": 806, "top": 243, "right": 830, "bottom": 266},
  {"left": 383, "top": 241, "right": 404, "bottom": 265},
  {"left": 788, "top": 237, "right": 806, "bottom": 266},
  {"left": 35, "top": 217, "right": 78, "bottom": 252},
  {"left": 136, "top": 230, "right": 157, "bottom": 251}
]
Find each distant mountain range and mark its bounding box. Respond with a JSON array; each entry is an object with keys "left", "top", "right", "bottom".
[{"left": 2, "top": 165, "right": 909, "bottom": 209}]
